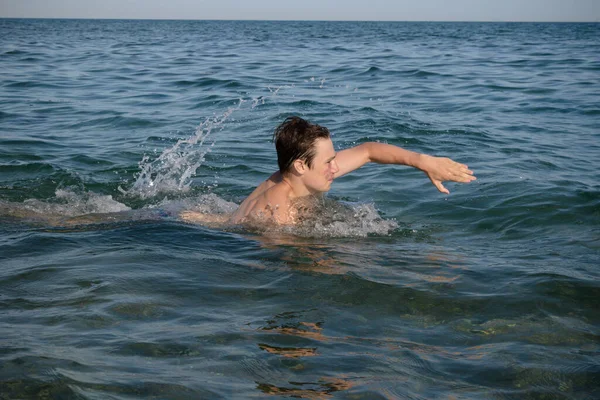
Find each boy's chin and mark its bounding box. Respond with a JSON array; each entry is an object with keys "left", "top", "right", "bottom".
[{"left": 321, "top": 183, "right": 332, "bottom": 193}]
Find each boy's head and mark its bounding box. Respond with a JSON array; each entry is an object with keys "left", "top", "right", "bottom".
[{"left": 273, "top": 116, "right": 331, "bottom": 174}]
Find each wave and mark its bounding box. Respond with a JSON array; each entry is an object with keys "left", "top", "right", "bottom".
[
  {"left": 65, "top": 115, "right": 159, "bottom": 130},
  {"left": 4, "top": 80, "right": 66, "bottom": 89},
  {"left": 173, "top": 77, "right": 243, "bottom": 89}
]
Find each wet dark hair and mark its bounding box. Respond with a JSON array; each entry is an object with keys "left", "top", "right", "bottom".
[{"left": 273, "top": 116, "right": 331, "bottom": 173}]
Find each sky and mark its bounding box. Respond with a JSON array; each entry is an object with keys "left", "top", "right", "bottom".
[{"left": 1, "top": 0, "right": 599, "bottom": 22}]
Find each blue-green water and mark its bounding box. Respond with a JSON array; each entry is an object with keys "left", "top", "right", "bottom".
[{"left": 1, "top": 19, "right": 599, "bottom": 399}]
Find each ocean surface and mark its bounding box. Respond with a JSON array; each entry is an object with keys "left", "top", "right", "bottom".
[{"left": 1, "top": 19, "right": 599, "bottom": 399}]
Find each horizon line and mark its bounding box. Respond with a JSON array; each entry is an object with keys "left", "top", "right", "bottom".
[{"left": 1, "top": 17, "right": 599, "bottom": 23}]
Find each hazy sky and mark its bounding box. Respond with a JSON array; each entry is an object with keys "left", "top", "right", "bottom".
[{"left": 1, "top": 0, "right": 599, "bottom": 22}]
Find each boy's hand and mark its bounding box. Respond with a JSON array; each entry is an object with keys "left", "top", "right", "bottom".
[{"left": 420, "top": 155, "right": 476, "bottom": 194}]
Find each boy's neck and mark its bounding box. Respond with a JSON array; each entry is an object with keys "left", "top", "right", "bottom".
[{"left": 282, "top": 173, "right": 314, "bottom": 199}]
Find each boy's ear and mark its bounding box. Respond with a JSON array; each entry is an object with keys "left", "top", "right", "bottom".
[{"left": 293, "top": 159, "right": 306, "bottom": 175}]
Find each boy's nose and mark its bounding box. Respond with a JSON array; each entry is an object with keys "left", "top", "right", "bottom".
[{"left": 332, "top": 160, "right": 339, "bottom": 173}]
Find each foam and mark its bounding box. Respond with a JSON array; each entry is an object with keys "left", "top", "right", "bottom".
[
  {"left": 4, "top": 189, "right": 128, "bottom": 218},
  {"left": 150, "top": 193, "right": 239, "bottom": 215},
  {"left": 238, "top": 197, "right": 398, "bottom": 238},
  {"left": 287, "top": 200, "right": 398, "bottom": 238},
  {"left": 0, "top": 189, "right": 132, "bottom": 227}
]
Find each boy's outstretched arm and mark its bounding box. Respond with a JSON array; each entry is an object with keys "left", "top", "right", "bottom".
[{"left": 334, "top": 142, "right": 476, "bottom": 194}]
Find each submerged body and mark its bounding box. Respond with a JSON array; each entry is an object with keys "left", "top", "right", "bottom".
[{"left": 181, "top": 117, "right": 476, "bottom": 228}]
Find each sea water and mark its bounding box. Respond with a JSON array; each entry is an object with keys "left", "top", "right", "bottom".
[{"left": 1, "top": 19, "right": 599, "bottom": 398}]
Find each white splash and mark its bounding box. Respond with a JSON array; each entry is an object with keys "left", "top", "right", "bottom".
[
  {"left": 252, "top": 198, "right": 399, "bottom": 238},
  {"left": 123, "top": 101, "right": 243, "bottom": 199},
  {"left": 294, "top": 202, "right": 398, "bottom": 238},
  {"left": 0, "top": 189, "right": 131, "bottom": 221},
  {"left": 150, "top": 193, "right": 238, "bottom": 215}
]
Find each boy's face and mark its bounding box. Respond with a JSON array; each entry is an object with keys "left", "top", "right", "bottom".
[{"left": 302, "top": 138, "right": 339, "bottom": 193}]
